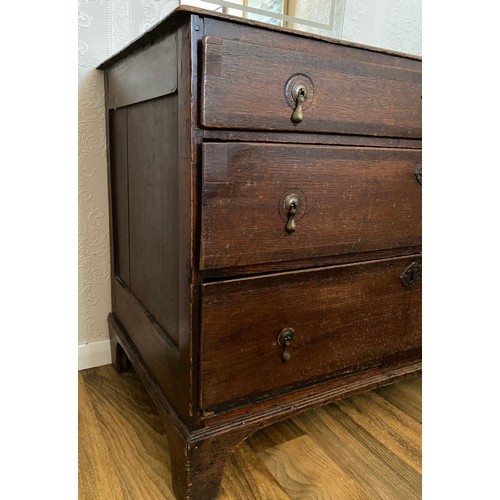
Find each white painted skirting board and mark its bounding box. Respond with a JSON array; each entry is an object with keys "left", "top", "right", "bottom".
[{"left": 78, "top": 339, "right": 112, "bottom": 370}]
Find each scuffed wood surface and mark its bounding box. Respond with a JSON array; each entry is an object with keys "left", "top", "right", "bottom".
[
  {"left": 200, "top": 255, "right": 421, "bottom": 408},
  {"left": 201, "top": 144, "right": 422, "bottom": 270},
  {"left": 201, "top": 37, "right": 421, "bottom": 138}
]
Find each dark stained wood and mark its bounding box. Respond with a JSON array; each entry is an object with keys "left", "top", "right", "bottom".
[
  {"left": 127, "top": 95, "right": 180, "bottom": 346},
  {"left": 200, "top": 255, "right": 421, "bottom": 409},
  {"left": 100, "top": 9, "right": 422, "bottom": 499},
  {"left": 175, "top": 16, "right": 203, "bottom": 425},
  {"left": 200, "top": 245, "right": 422, "bottom": 280},
  {"left": 109, "top": 108, "right": 130, "bottom": 286},
  {"left": 112, "top": 294, "right": 420, "bottom": 429},
  {"left": 106, "top": 32, "right": 178, "bottom": 109},
  {"left": 110, "top": 286, "right": 186, "bottom": 421},
  {"left": 164, "top": 415, "right": 250, "bottom": 499},
  {"left": 110, "top": 334, "right": 130, "bottom": 373},
  {"left": 203, "top": 128, "right": 422, "bottom": 149},
  {"left": 201, "top": 143, "right": 421, "bottom": 270},
  {"left": 200, "top": 359, "right": 421, "bottom": 426},
  {"left": 201, "top": 36, "right": 421, "bottom": 137}
]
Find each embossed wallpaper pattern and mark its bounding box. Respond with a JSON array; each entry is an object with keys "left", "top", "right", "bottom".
[
  {"left": 78, "top": 0, "right": 421, "bottom": 357},
  {"left": 78, "top": 0, "right": 176, "bottom": 346}
]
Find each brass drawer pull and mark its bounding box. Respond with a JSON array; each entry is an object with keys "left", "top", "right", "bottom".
[
  {"left": 291, "top": 85, "right": 307, "bottom": 124},
  {"left": 285, "top": 194, "right": 300, "bottom": 234},
  {"left": 278, "top": 327, "right": 295, "bottom": 362}
]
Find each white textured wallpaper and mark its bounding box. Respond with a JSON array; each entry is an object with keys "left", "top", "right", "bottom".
[
  {"left": 78, "top": 0, "right": 219, "bottom": 349},
  {"left": 78, "top": 0, "right": 176, "bottom": 346},
  {"left": 78, "top": 0, "right": 421, "bottom": 358},
  {"left": 78, "top": 1, "right": 109, "bottom": 346},
  {"left": 342, "top": 0, "right": 421, "bottom": 55}
]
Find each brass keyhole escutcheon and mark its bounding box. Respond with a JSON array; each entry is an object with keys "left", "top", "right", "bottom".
[
  {"left": 291, "top": 85, "right": 307, "bottom": 124},
  {"left": 285, "top": 194, "right": 300, "bottom": 234},
  {"left": 400, "top": 262, "right": 422, "bottom": 288},
  {"left": 278, "top": 327, "right": 295, "bottom": 363},
  {"left": 414, "top": 162, "right": 422, "bottom": 185}
]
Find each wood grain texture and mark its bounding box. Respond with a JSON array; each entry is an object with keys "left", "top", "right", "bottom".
[
  {"left": 78, "top": 374, "right": 124, "bottom": 500},
  {"left": 246, "top": 419, "right": 305, "bottom": 453},
  {"left": 257, "top": 435, "right": 370, "bottom": 499},
  {"left": 200, "top": 245, "right": 422, "bottom": 280},
  {"left": 106, "top": 32, "right": 177, "bottom": 109},
  {"left": 219, "top": 442, "right": 290, "bottom": 499},
  {"left": 294, "top": 405, "right": 421, "bottom": 499},
  {"left": 107, "top": 307, "right": 185, "bottom": 423},
  {"left": 79, "top": 366, "right": 421, "bottom": 499},
  {"left": 201, "top": 143, "right": 421, "bottom": 270},
  {"left": 109, "top": 108, "right": 129, "bottom": 287},
  {"left": 200, "top": 255, "right": 421, "bottom": 409},
  {"left": 201, "top": 36, "right": 421, "bottom": 137},
  {"left": 334, "top": 391, "right": 422, "bottom": 472},
  {"left": 202, "top": 128, "right": 422, "bottom": 149},
  {"left": 80, "top": 367, "right": 176, "bottom": 499},
  {"left": 127, "top": 94, "right": 180, "bottom": 347},
  {"left": 374, "top": 374, "right": 422, "bottom": 423}
]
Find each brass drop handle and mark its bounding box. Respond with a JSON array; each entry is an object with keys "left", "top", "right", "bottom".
[
  {"left": 291, "top": 85, "right": 307, "bottom": 124},
  {"left": 285, "top": 194, "right": 300, "bottom": 234},
  {"left": 278, "top": 327, "right": 295, "bottom": 363}
]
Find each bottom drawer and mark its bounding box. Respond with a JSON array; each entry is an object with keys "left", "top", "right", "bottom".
[{"left": 200, "top": 255, "right": 422, "bottom": 409}]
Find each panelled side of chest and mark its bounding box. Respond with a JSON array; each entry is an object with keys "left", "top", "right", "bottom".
[{"left": 104, "top": 15, "right": 203, "bottom": 425}]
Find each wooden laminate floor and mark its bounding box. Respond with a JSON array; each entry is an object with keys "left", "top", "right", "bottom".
[{"left": 79, "top": 366, "right": 421, "bottom": 499}]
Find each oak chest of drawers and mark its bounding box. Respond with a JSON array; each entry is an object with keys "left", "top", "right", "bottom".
[{"left": 99, "top": 7, "right": 422, "bottom": 499}]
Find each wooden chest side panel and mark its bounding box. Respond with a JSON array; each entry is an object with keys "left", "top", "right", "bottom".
[
  {"left": 106, "top": 18, "right": 200, "bottom": 423},
  {"left": 106, "top": 32, "right": 178, "bottom": 109},
  {"left": 201, "top": 143, "right": 421, "bottom": 270},
  {"left": 200, "top": 255, "right": 422, "bottom": 409},
  {"left": 112, "top": 279, "right": 186, "bottom": 415},
  {"left": 127, "top": 95, "right": 180, "bottom": 347},
  {"left": 109, "top": 107, "right": 130, "bottom": 287}
]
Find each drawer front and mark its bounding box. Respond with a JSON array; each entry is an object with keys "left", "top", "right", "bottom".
[
  {"left": 200, "top": 255, "right": 422, "bottom": 409},
  {"left": 201, "top": 36, "right": 421, "bottom": 138},
  {"left": 201, "top": 143, "right": 421, "bottom": 270}
]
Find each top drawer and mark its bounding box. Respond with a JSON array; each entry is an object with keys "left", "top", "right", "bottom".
[{"left": 201, "top": 36, "right": 421, "bottom": 138}]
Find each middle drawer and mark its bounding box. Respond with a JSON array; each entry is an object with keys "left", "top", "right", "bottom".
[{"left": 201, "top": 143, "right": 422, "bottom": 270}]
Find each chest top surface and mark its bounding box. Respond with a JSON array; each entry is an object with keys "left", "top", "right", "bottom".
[{"left": 98, "top": 5, "right": 421, "bottom": 70}]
